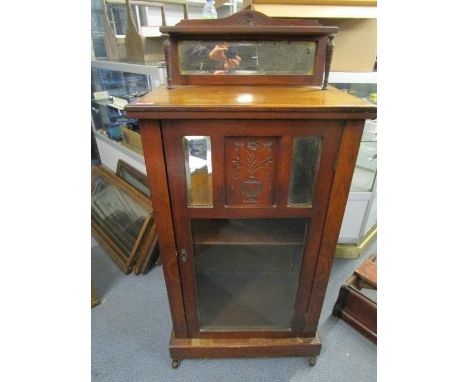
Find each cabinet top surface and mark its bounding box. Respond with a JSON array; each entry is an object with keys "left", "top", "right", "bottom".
[{"left": 125, "top": 85, "right": 377, "bottom": 114}]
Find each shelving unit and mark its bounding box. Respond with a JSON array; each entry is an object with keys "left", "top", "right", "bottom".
[
  {"left": 192, "top": 218, "right": 306, "bottom": 330},
  {"left": 192, "top": 218, "right": 307, "bottom": 245}
]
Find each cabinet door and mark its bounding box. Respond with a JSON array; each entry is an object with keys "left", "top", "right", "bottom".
[{"left": 163, "top": 120, "right": 342, "bottom": 338}]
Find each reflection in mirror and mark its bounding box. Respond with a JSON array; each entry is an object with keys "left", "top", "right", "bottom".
[
  {"left": 179, "top": 40, "right": 317, "bottom": 75},
  {"left": 288, "top": 136, "right": 321, "bottom": 207},
  {"left": 183, "top": 136, "right": 213, "bottom": 207},
  {"left": 350, "top": 141, "right": 377, "bottom": 192}
]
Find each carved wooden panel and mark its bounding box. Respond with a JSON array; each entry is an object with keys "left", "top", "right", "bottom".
[{"left": 225, "top": 137, "right": 278, "bottom": 207}]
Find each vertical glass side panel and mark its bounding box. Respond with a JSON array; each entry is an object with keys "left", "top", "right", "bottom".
[
  {"left": 350, "top": 141, "right": 377, "bottom": 192},
  {"left": 183, "top": 136, "right": 213, "bottom": 207},
  {"left": 192, "top": 218, "right": 308, "bottom": 330},
  {"left": 288, "top": 136, "right": 321, "bottom": 207}
]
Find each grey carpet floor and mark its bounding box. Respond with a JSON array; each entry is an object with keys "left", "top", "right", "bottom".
[{"left": 92, "top": 240, "right": 377, "bottom": 382}]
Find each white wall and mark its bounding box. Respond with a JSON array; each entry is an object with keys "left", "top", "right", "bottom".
[{"left": 95, "top": 135, "right": 147, "bottom": 174}]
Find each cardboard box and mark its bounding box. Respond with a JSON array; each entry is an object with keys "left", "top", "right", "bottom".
[
  {"left": 122, "top": 127, "right": 143, "bottom": 156},
  {"left": 321, "top": 17, "right": 376, "bottom": 72},
  {"left": 247, "top": 2, "right": 377, "bottom": 72}
]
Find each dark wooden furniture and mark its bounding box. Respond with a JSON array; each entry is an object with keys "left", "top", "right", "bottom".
[
  {"left": 125, "top": 10, "right": 376, "bottom": 367},
  {"left": 333, "top": 254, "right": 377, "bottom": 344}
]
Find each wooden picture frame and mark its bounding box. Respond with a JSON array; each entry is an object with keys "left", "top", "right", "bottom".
[
  {"left": 92, "top": 282, "right": 101, "bottom": 308},
  {"left": 160, "top": 10, "right": 338, "bottom": 88},
  {"left": 125, "top": 0, "right": 189, "bottom": 64},
  {"left": 116, "top": 159, "right": 151, "bottom": 197},
  {"left": 91, "top": 165, "right": 159, "bottom": 274},
  {"left": 103, "top": 0, "right": 128, "bottom": 61}
]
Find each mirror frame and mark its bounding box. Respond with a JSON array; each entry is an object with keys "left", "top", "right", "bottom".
[
  {"left": 91, "top": 165, "right": 159, "bottom": 274},
  {"left": 160, "top": 10, "right": 338, "bottom": 87}
]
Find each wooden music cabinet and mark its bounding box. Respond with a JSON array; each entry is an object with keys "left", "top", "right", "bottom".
[{"left": 125, "top": 10, "right": 377, "bottom": 368}]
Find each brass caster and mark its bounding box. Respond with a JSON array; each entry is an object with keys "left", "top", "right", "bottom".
[
  {"left": 309, "top": 356, "right": 317, "bottom": 367},
  {"left": 172, "top": 359, "right": 180, "bottom": 369}
]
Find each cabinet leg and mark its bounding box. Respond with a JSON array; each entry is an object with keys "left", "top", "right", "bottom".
[
  {"left": 309, "top": 356, "right": 317, "bottom": 367},
  {"left": 172, "top": 359, "right": 181, "bottom": 369}
]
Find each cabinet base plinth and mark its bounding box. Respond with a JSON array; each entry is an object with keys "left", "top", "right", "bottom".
[{"left": 169, "top": 332, "right": 321, "bottom": 360}]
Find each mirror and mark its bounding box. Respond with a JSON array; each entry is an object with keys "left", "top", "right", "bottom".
[{"left": 178, "top": 40, "right": 317, "bottom": 76}]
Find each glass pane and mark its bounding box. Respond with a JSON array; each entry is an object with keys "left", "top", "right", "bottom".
[
  {"left": 192, "top": 218, "right": 308, "bottom": 331},
  {"left": 288, "top": 136, "right": 321, "bottom": 207},
  {"left": 107, "top": 4, "right": 128, "bottom": 36},
  {"left": 183, "top": 136, "right": 212, "bottom": 207},
  {"left": 91, "top": 0, "right": 106, "bottom": 58},
  {"left": 91, "top": 68, "right": 149, "bottom": 156},
  {"left": 350, "top": 119, "right": 377, "bottom": 192},
  {"left": 178, "top": 40, "right": 317, "bottom": 75},
  {"left": 331, "top": 82, "right": 377, "bottom": 105},
  {"left": 91, "top": 172, "right": 147, "bottom": 255},
  {"left": 350, "top": 141, "right": 377, "bottom": 192},
  {"left": 118, "top": 167, "right": 150, "bottom": 197},
  {"left": 330, "top": 84, "right": 377, "bottom": 192}
]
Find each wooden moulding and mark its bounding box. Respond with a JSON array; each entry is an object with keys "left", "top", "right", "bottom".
[
  {"left": 125, "top": 85, "right": 377, "bottom": 120},
  {"left": 115, "top": 159, "right": 162, "bottom": 269},
  {"left": 169, "top": 332, "right": 321, "bottom": 359},
  {"left": 301, "top": 120, "right": 365, "bottom": 337},
  {"left": 139, "top": 120, "right": 188, "bottom": 337}
]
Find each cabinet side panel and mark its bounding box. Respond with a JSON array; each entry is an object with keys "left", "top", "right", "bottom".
[
  {"left": 139, "top": 119, "right": 188, "bottom": 337},
  {"left": 303, "top": 119, "right": 365, "bottom": 336}
]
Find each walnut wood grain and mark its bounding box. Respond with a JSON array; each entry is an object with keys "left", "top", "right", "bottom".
[
  {"left": 302, "top": 120, "right": 365, "bottom": 336},
  {"left": 139, "top": 120, "right": 188, "bottom": 337},
  {"left": 126, "top": 85, "right": 376, "bottom": 115},
  {"left": 225, "top": 137, "right": 278, "bottom": 207},
  {"left": 333, "top": 274, "right": 377, "bottom": 344},
  {"left": 170, "top": 331, "right": 321, "bottom": 359},
  {"left": 161, "top": 119, "right": 343, "bottom": 341},
  {"left": 354, "top": 256, "right": 377, "bottom": 289},
  {"left": 163, "top": 35, "right": 174, "bottom": 89},
  {"left": 131, "top": 54, "right": 376, "bottom": 360},
  {"left": 322, "top": 35, "right": 335, "bottom": 90},
  {"left": 161, "top": 10, "right": 336, "bottom": 35}
]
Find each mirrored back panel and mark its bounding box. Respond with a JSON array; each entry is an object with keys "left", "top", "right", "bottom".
[{"left": 178, "top": 40, "right": 317, "bottom": 76}]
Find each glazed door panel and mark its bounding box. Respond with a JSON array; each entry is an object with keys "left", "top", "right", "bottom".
[{"left": 162, "top": 120, "right": 343, "bottom": 338}]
